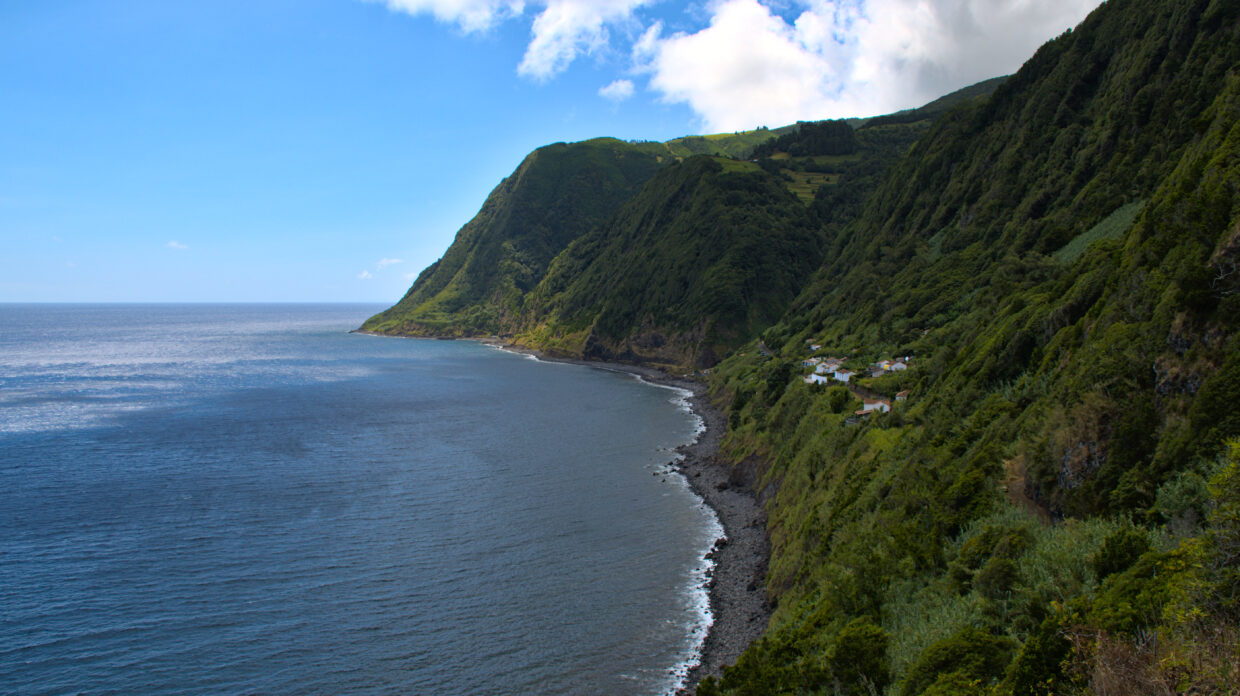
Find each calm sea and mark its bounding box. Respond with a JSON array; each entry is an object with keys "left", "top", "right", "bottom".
[{"left": 0, "top": 304, "right": 720, "bottom": 695}]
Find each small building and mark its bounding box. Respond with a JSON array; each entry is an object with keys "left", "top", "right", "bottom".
[
  {"left": 834, "top": 369, "right": 855, "bottom": 383},
  {"left": 815, "top": 363, "right": 835, "bottom": 375},
  {"left": 890, "top": 360, "right": 909, "bottom": 371},
  {"left": 861, "top": 398, "right": 892, "bottom": 413},
  {"left": 809, "top": 343, "right": 822, "bottom": 351},
  {"left": 802, "top": 357, "right": 823, "bottom": 368},
  {"left": 896, "top": 390, "right": 910, "bottom": 402},
  {"left": 804, "top": 373, "right": 830, "bottom": 385}
]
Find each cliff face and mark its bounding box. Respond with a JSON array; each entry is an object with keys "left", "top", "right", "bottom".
[
  {"left": 703, "top": 0, "right": 1240, "bottom": 692},
  {"left": 361, "top": 137, "right": 670, "bottom": 337},
  {"left": 363, "top": 92, "right": 972, "bottom": 368},
  {"left": 512, "top": 156, "right": 824, "bottom": 369}
]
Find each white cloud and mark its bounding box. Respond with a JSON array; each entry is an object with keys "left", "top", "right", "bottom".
[
  {"left": 404, "top": 272, "right": 418, "bottom": 281},
  {"left": 517, "top": 0, "right": 649, "bottom": 81},
  {"left": 599, "top": 78, "right": 635, "bottom": 101},
  {"left": 641, "top": 0, "right": 1101, "bottom": 131},
  {"left": 643, "top": 1, "right": 839, "bottom": 131},
  {"left": 167, "top": 241, "right": 188, "bottom": 250},
  {"left": 378, "top": 0, "right": 1102, "bottom": 129},
  {"left": 377, "top": 257, "right": 405, "bottom": 268},
  {"left": 377, "top": 0, "right": 526, "bottom": 32},
  {"left": 358, "top": 270, "right": 374, "bottom": 279},
  {"left": 375, "top": 0, "right": 649, "bottom": 81}
]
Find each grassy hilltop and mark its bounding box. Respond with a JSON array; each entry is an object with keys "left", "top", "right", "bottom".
[{"left": 366, "top": 0, "right": 1240, "bottom": 691}]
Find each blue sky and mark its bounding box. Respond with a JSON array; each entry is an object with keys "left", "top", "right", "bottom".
[{"left": 1, "top": 0, "right": 1100, "bottom": 302}]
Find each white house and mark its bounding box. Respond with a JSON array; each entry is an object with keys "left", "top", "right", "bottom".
[
  {"left": 804, "top": 373, "right": 830, "bottom": 385},
  {"left": 803, "top": 357, "right": 823, "bottom": 368},
  {"left": 833, "top": 369, "right": 855, "bottom": 383},
  {"left": 890, "top": 360, "right": 909, "bottom": 371},
  {"left": 896, "top": 390, "right": 910, "bottom": 402}
]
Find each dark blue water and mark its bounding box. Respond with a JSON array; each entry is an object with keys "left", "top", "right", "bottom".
[{"left": 0, "top": 304, "right": 719, "bottom": 695}]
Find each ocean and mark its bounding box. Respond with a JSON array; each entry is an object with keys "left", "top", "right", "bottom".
[{"left": 0, "top": 304, "right": 720, "bottom": 695}]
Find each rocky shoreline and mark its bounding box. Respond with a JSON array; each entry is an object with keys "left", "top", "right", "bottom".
[{"left": 665, "top": 376, "right": 771, "bottom": 692}]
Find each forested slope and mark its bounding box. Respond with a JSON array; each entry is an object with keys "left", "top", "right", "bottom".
[
  {"left": 702, "top": 0, "right": 1240, "bottom": 692},
  {"left": 361, "top": 84, "right": 999, "bottom": 365},
  {"left": 361, "top": 138, "right": 669, "bottom": 336},
  {"left": 512, "top": 157, "right": 823, "bottom": 368}
]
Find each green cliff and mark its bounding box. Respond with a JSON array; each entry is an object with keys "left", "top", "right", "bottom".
[{"left": 703, "top": 0, "right": 1240, "bottom": 692}]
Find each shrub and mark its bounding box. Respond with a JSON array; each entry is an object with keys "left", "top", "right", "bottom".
[
  {"left": 901, "top": 627, "right": 1016, "bottom": 696},
  {"left": 1004, "top": 616, "right": 1073, "bottom": 695},
  {"left": 829, "top": 618, "right": 891, "bottom": 695},
  {"left": 1091, "top": 527, "right": 1150, "bottom": 580},
  {"left": 974, "top": 557, "right": 1021, "bottom": 600}
]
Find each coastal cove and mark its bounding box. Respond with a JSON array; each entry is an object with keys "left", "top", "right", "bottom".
[
  {"left": 359, "top": 331, "right": 775, "bottom": 691},
  {"left": 0, "top": 304, "right": 744, "bottom": 695}
]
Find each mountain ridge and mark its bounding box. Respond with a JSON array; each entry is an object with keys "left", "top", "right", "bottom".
[{"left": 361, "top": 81, "right": 1000, "bottom": 365}]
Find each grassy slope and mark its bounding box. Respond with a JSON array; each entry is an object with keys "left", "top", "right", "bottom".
[
  {"left": 700, "top": 0, "right": 1240, "bottom": 692},
  {"left": 664, "top": 126, "right": 797, "bottom": 159}
]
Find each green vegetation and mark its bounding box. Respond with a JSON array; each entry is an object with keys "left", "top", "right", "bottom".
[
  {"left": 665, "top": 126, "right": 797, "bottom": 159},
  {"left": 363, "top": 0, "right": 1240, "bottom": 690},
  {"left": 702, "top": 0, "right": 1240, "bottom": 691},
  {"left": 361, "top": 78, "right": 1004, "bottom": 364},
  {"left": 517, "top": 156, "right": 823, "bottom": 368},
  {"left": 361, "top": 137, "right": 669, "bottom": 336}
]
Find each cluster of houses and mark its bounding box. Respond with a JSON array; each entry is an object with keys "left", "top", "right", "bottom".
[
  {"left": 801, "top": 356, "right": 852, "bottom": 385},
  {"left": 800, "top": 345, "right": 912, "bottom": 422}
]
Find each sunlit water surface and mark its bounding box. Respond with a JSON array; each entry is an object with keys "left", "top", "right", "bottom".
[{"left": 0, "top": 304, "right": 719, "bottom": 695}]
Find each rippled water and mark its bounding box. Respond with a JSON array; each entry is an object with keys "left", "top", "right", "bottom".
[{"left": 0, "top": 304, "right": 719, "bottom": 695}]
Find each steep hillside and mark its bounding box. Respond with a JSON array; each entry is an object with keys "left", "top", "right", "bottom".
[
  {"left": 701, "top": 0, "right": 1240, "bottom": 692},
  {"left": 361, "top": 138, "right": 669, "bottom": 336},
  {"left": 361, "top": 81, "right": 1003, "bottom": 364},
  {"left": 509, "top": 106, "right": 979, "bottom": 368},
  {"left": 513, "top": 157, "right": 823, "bottom": 368},
  {"left": 360, "top": 129, "right": 803, "bottom": 339}
]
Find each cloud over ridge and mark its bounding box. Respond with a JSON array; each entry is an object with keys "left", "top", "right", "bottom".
[
  {"left": 643, "top": 0, "right": 1102, "bottom": 131},
  {"left": 378, "top": 0, "right": 1102, "bottom": 130}
]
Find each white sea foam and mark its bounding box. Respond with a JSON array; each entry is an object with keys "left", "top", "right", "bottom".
[
  {"left": 620, "top": 374, "right": 706, "bottom": 444},
  {"left": 470, "top": 344, "right": 719, "bottom": 693},
  {"left": 656, "top": 473, "right": 726, "bottom": 696}
]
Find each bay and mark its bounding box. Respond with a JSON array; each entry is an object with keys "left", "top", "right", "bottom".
[{"left": 0, "top": 304, "right": 719, "bottom": 695}]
